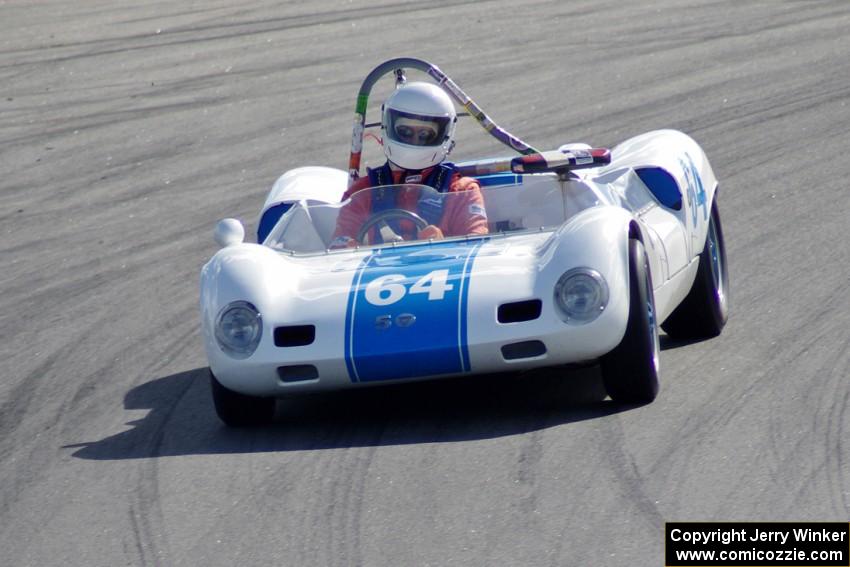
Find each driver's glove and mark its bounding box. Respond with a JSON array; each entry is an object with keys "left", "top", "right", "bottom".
[
  {"left": 419, "top": 225, "right": 444, "bottom": 240},
  {"left": 329, "top": 235, "right": 360, "bottom": 249}
]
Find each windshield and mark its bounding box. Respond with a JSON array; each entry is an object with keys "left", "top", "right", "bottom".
[{"left": 264, "top": 179, "right": 581, "bottom": 254}]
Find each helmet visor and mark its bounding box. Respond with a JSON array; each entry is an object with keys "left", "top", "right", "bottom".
[{"left": 386, "top": 109, "right": 451, "bottom": 147}]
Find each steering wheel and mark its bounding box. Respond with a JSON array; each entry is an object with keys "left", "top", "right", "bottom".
[{"left": 356, "top": 208, "right": 429, "bottom": 244}]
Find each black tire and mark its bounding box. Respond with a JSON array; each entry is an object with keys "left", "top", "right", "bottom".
[
  {"left": 210, "top": 369, "right": 276, "bottom": 427},
  {"left": 661, "top": 201, "right": 729, "bottom": 339},
  {"left": 601, "top": 239, "right": 660, "bottom": 403}
]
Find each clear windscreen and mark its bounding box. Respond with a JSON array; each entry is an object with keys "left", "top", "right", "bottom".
[{"left": 264, "top": 179, "right": 585, "bottom": 254}]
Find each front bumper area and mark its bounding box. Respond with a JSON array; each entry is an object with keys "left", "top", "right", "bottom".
[{"left": 205, "top": 296, "right": 628, "bottom": 397}]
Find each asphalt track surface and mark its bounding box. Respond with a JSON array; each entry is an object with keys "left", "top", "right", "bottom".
[{"left": 2, "top": 1, "right": 849, "bottom": 565}]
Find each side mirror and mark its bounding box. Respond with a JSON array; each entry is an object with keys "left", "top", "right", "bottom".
[{"left": 214, "top": 218, "right": 245, "bottom": 247}]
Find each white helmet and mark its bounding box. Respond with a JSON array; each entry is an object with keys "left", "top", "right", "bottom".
[{"left": 381, "top": 82, "right": 457, "bottom": 171}]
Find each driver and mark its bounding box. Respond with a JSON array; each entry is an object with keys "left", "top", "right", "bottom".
[{"left": 331, "top": 82, "right": 488, "bottom": 247}]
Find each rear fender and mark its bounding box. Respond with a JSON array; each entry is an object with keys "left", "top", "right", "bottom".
[{"left": 605, "top": 129, "right": 718, "bottom": 256}]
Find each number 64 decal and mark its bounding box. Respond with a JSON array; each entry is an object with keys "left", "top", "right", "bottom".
[{"left": 364, "top": 270, "right": 455, "bottom": 306}]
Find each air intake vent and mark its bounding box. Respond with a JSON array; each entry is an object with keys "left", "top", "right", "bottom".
[
  {"left": 277, "top": 365, "right": 319, "bottom": 383},
  {"left": 498, "top": 299, "right": 542, "bottom": 323},
  {"left": 274, "top": 325, "right": 315, "bottom": 347},
  {"left": 501, "top": 340, "right": 547, "bottom": 361}
]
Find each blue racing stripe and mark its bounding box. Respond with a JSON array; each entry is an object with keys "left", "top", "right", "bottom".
[
  {"left": 458, "top": 240, "right": 483, "bottom": 371},
  {"left": 475, "top": 173, "right": 523, "bottom": 187},
  {"left": 344, "top": 240, "right": 484, "bottom": 383},
  {"left": 343, "top": 255, "right": 370, "bottom": 383}
]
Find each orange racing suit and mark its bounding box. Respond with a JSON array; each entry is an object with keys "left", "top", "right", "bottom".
[{"left": 331, "top": 164, "right": 489, "bottom": 247}]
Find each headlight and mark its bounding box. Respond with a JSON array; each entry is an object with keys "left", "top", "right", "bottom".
[
  {"left": 215, "top": 301, "right": 262, "bottom": 358},
  {"left": 554, "top": 268, "right": 608, "bottom": 324}
]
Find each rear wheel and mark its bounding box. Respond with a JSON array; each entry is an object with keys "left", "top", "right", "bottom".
[
  {"left": 601, "top": 239, "right": 660, "bottom": 403},
  {"left": 662, "top": 201, "right": 729, "bottom": 339},
  {"left": 210, "top": 370, "right": 275, "bottom": 427}
]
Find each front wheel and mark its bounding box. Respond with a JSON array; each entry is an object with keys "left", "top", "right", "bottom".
[
  {"left": 210, "top": 370, "right": 276, "bottom": 427},
  {"left": 662, "top": 201, "right": 729, "bottom": 339},
  {"left": 600, "top": 239, "right": 660, "bottom": 403}
]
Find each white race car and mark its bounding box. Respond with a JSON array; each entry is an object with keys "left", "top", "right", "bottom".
[{"left": 200, "top": 58, "right": 729, "bottom": 426}]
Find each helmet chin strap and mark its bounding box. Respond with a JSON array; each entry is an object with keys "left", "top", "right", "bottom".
[
  {"left": 387, "top": 160, "right": 413, "bottom": 173},
  {"left": 384, "top": 160, "right": 424, "bottom": 185}
]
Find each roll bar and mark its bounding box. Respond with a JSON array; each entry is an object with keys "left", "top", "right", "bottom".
[{"left": 348, "top": 57, "right": 540, "bottom": 184}]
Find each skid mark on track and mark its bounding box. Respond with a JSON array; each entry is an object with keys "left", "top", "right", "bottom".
[
  {"left": 0, "top": 98, "right": 226, "bottom": 148},
  {"left": 127, "top": 502, "right": 151, "bottom": 567},
  {"left": 312, "top": 427, "right": 385, "bottom": 566},
  {"left": 598, "top": 414, "right": 665, "bottom": 527},
  {"left": 0, "top": 0, "right": 492, "bottom": 69},
  {"left": 0, "top": 351, "right": 64, "bottom": 441},
  {"left": 815, "top": 334, "right": 850, "bottom": 518},
  {"left": 124, "top": 360, "right": 200, "bottom": 566},
  {"left": 0, "top": 309, "right": 193, "bottom": 519},
  {"left": 245, "top": 430, "right": 383, "bottom": 565},
  {"left": 515, "top": 421, "right": 548, "bottom": 521}
]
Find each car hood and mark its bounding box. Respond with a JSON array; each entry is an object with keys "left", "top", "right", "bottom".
[{"left": 202, "top": 232, "right": 553, "bottom": 327}]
